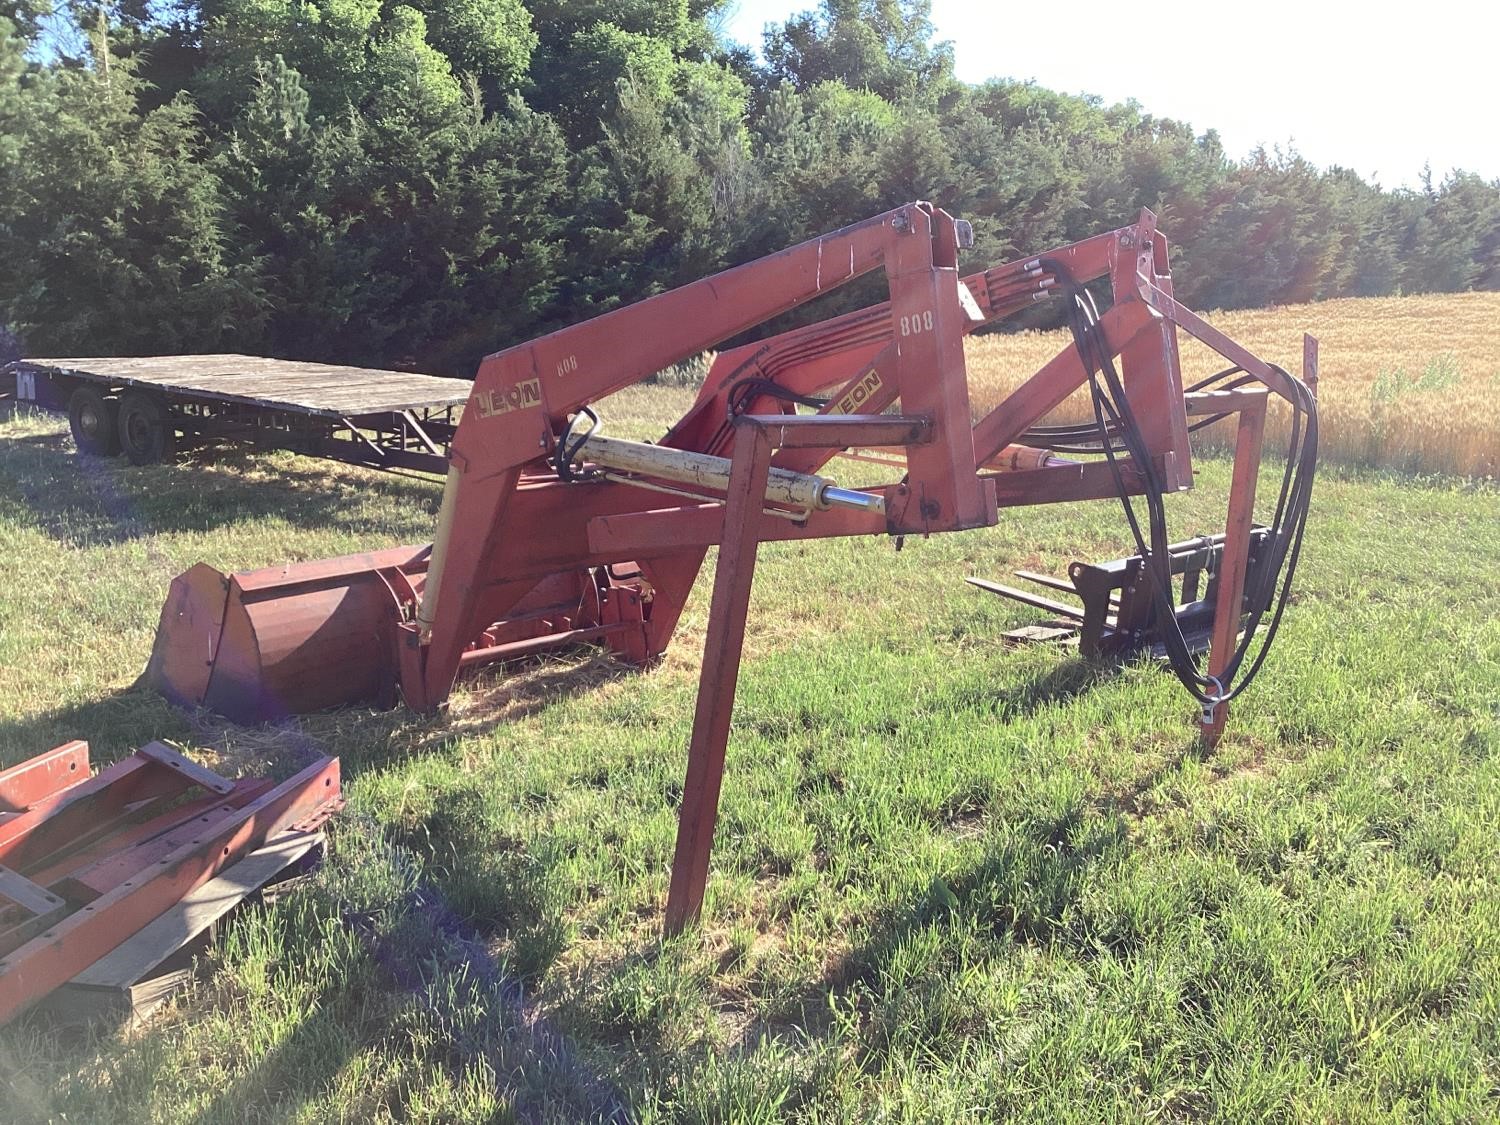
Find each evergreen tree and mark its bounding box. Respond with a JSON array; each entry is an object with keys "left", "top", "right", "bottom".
[
  {"left": 0, "top": 19, "right": 259, "bottom": 354},
  {"left": 404, "top": 0, "right": 535, "bottom": 92},
  {"left": 763, "top": 0, "right": 953, "bottom": 103},
  {"left": 0, "top": 0, "right": 1494, "bottom": 369},
  {"left": 1403, "top": 171, "right": 1500, "bottom": 293}
]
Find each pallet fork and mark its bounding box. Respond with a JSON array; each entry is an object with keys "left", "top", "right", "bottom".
[{"left": 969, "top": 527, "right": 1277, "bottom": 659}]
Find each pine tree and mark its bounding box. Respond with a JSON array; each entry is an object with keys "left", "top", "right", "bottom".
[{"left": 0, "top": 16, "right": 259, "bottom": 354}]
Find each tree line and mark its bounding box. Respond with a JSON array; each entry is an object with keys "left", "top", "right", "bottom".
[{"left": 2, "top": 0, "right": 1496, "bottom": 374}]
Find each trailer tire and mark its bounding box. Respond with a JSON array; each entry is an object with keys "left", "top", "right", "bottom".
[
  {"left": 68, "top": 386, "right": 121, "bottom": 457},
  {"left": 118, "top": 390, "right": 177, "bottom": 466}
]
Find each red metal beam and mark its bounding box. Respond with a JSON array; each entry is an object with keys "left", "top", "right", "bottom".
[
  {"left": 21, "top": 780, "right": 273, "bottom": 895},
  {"left": 665, "top": 421, "right": 774, "bottom": 934},
  {"left": 970, "top": 299, "right": 1158, "bottom": 467},
  {"left": 1138, "top": 284, "right": 1304, "bottom": 406},
  {"left": 984, "top": 458, "right": 1152, "bottom": 508},
  {"left": 51, "top": 778, "right": 274, "bottom": 903},
  {"left": 0, "top": 743, "right": 89, "bottom": 815},
  {"left": 0, "top": 753, "right": 192, "bottom": 870},
  {"left": 742, "top": 413, "right": 932, "bottom": 451},
  {"left": 586, "top": 502, "right": 885, "bottom": 559},
  {"left": 0, "top": 756, "right": 341, "bottom": 1023},
  {"left": 1200, "top": 393, "right": 1268, "bottom": 743}
]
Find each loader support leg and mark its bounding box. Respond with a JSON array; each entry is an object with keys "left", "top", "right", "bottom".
[
  {"left": 418, "top": 467, "right": 522, "bottom": 710},
  {"left": 1201, "top": 395, "right": 1267, "bottom": 743},
  {"left": 665, "top": 422, "right": 773, "bottom": 935}
]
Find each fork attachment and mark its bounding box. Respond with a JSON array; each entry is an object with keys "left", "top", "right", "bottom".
[{"left": 970, "top": 528, "right": 1275, "bottom": 660}]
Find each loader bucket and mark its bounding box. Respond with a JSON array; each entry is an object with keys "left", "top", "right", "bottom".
[
  {"left": 145, "top": 546, "right": 428, "bottom": 723},
  {"left": 146, "top": 545, "right": 656, "bottom": 723}
]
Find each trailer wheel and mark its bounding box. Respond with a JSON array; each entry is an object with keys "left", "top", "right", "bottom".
[
  {"left": 67, "top": 386, "right": 121, "bottom": 457},
  {"left": 118, "top": 390, "right": 177, "bottom": 465}
]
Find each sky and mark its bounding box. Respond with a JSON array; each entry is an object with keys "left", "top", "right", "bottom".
[{"left": 717, "top": 0, "right": 1500, "bottom": 189}]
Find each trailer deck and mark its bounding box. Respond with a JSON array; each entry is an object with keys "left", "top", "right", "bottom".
[
  {"left": 5, "top": 354, "right": 470, "bottom": 472},
  {"left": 15, "top": 355, "right": 470, "bottom": 416}
]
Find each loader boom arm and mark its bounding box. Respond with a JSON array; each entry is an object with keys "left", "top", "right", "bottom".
[{"left": 417, "top": 202, "right": 994, "bottom": 707}]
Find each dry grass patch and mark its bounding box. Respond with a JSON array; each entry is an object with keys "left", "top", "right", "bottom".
[{"left": 966, "top": 290, "right": 1500, "bottom": 476}]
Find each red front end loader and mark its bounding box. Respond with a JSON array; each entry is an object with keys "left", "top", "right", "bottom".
[{"left": 146, "top": 203, "right": 1317, "bottom": 932}]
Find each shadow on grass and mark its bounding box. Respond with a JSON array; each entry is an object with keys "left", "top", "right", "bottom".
[
  {"left": 184, "top": 995, "right": 368, "bottom": 1125},
  {"left": 834, "top": 800, "right": 1127, "bottom": 976},
  {"left": 281, "top": 651, "right": 643, "bottom": 777},
  {"left": 0, "top": 685, "right": 189, "bottom": 768},
  {"left": 963, "top": 655, "right": 1117, "bottom": 721},
  {"left": 692, "top": 726, "right": 1222, "bottom": 1084},
  {"left": 568, "top": 802, "right": 1147, "bottom": 1115},
  {"left": 0, "top": 645, "right": 641, "bottom": 790},
  {"left": 172, "top": 872, "right": 627, "bottom": 1122},
  {"left": 0, "top": 654, "right": 644, "bottom": 1119},
  {"left": 0, "top": 657, "right": 640, "bottom": 1114},
  {"left": 836, "top": 723, "right": 1226, "bottom": 973},
  {"left": 0, "top": 430, "right": 438, "bottom": 547}
]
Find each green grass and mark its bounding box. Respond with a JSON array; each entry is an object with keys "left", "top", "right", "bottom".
[{"left": 1, "top": 399, "right": 1498, "bottom": 1122}]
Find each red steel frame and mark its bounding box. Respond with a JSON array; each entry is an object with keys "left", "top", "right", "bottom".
[
  {"left": 149, "top": 202, "right": 1310, "bottom": 934},
  {"left": 408, "top": 204, "right": 1197, "bottom": 710},
  {"left": 0, "top": 742, "right": 342, "bottom": 1022}
]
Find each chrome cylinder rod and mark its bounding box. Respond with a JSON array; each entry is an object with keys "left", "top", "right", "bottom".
[{"left": 820, "top": 485, "right": 885, "bottom": 514}]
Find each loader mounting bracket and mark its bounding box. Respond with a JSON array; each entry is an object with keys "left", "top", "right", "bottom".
[{"left": 969, "top": 527, "right": 1277, "bottom": 661}]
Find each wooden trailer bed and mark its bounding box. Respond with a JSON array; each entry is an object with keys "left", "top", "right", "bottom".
[{"left": 4, "top": 354, "right": 471, "bottom": 472}]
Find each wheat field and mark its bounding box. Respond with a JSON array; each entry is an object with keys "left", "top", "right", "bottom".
[{"left": 965, "top": 290, "right": 1500, "bottom": 478}]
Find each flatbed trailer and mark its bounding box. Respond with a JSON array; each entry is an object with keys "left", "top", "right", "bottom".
[{"left": 2, "top": 354, "right": 469, "bottom": 473}]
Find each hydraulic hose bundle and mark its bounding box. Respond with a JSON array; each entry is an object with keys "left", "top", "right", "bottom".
[{"left": 1040, "top": 259, "right": 1319, "bottom": 712}]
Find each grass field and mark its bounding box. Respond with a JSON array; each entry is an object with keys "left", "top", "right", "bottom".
[{"left": 1, "top": 293, "right": 1499, "bottom": 1121}]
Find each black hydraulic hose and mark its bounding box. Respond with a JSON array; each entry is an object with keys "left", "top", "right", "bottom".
[
  {"left": 727, "top": 376, "right": 829, "bottom": 417},
  {"left": 1020, "top": 367, "right": 1245, "bottom": 451},
  {"left": 554, "top": 406, "right": 600, "bottom": 481},
  {"left": 1038, "top": 258, "right": 1317, "bottom": 710},
  {"left": 1221, "top": 364, "right": 1317, "bottom": 696},
  {"left": 1186, "top": 365, "right": 1247, "bottom": 393}
]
